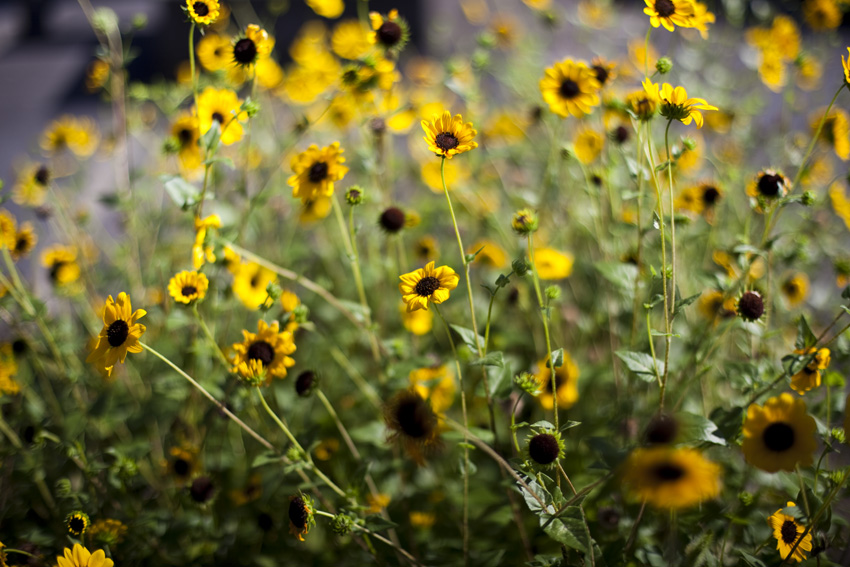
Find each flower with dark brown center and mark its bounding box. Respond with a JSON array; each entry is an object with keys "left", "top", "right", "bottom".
[
  {"left": 181, "top": 285, "right": 198, "bottom": 297},
  {"left": 645, "top": 414, "right": 678, "bottom": 445},
  {"left": 190, "top": 476, "right": 215, "bottom": 503},
  {"left": 295, "top": 370, "right": 317, "bottom": 397},
  {"left": 781, "top": 520, "right": 798, "bottom": 544},
  {"left": 592, "top": 65, "right": 609, "bottom": 86},
  {"left": 414, "top": 276, "right": 441, "bottom": 297},
  {"left": 211, "top": 112, "right": 225, "bottom": 124},
  {"left": 257, "top": 512, "right": 274, "bottom": 531},
  {"left": 233, "top": 38, "right": 258, "bottom": 65},
  {"left": 701, "top": 186, "right": 720, "bottom": 205},
  {"left": 737, "top": 290, "right": 764, "bottom": 322},
  {"left": 106, "top": 319, "right": 130, "bottom": 347},
  {"left": 763, "top": 422, "right": 795, "bottom": 452},
  {"left": 435, "top": 132, "right": 459, "bottom": 152},
  {"left": 559, "top": 79, "right": 580, "bottom": 99},
  {"left": 612, "top": 125, "right": 630, "bottom": 144},
  {"left": 379, "top": 207, "right": 406, "bottom": 233},
  {"left": 34, "top": 165, "right": 50, "bottom": 186},
  {"left": 757, "top": 173, "right": 784, "bottom": 197},
  {"left": 653, "top": 463, "right": 685, "bottom": 481},
  {"left": 247, "top": 340, "right": 275, "bottom": 367},
  {"left": 528, "top": 433, "right": 560, "bottom": 465},
  {"left": 193, "top": 1, "right": 209, "bottom": 16},
  {"left": 377, "top": 21, "right": 402, "bottom": 46},
  {"left": 68, "top": 516, "right": 87, "bottom": 536},
  {"left": 655, "top": 0, "right": 676, "bottom": 17},
  {"left": 308, "top": 161, "right": 328, "bottom": 183},
  {"left": 385, "top": 391, "right": 439, "bottom": 464},
  {"left": 289, "top": 496, "right": 309, "bottom": 530},
  {"left": 177, "top": 128, "right": 194, "bottom": 146},
  {"left": 173, "top": 458, "right": 190, "bottom": 477}
]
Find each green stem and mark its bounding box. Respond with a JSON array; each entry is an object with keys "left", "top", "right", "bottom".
[
  {"left": 527, "top": 234, "right": 558, "bottom": 432},
  {"left": 790, "top": 83, "right": 845, "bottom": 193},
  {"left": 192, "top": 304, "right": 230, "bottom": 366},
  {"left": 316, "top": 389, "right": 361, "bottom": 461},
  {"left": 188, "top": 22, "right": 198, "bottom": 112}
]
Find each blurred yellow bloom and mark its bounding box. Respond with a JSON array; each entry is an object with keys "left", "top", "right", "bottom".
[
  {"left": 468, "top": 239, "right": 508, "bottom": 269},
  {"left": 331, "top": 20, "right": 371, "bottom": 59},
  {"left": 193, "top": 214, "right": 221, "bottom": 269},
  {"left": 410, "top": 365, "right": 456, "bottom": 414},
  {"left": 306, "top": 0, "right": 344, "bottom": 19},
  {"left": 421, "top": 158, "right": 469, "bottom": 192},
  {"left": 533, "top": 247, "right": 574, "bottom": 280},
  {"left": 830, "top": 181, "right": 850, "bottom": 230},
  {"left": 196, "top": 87, "right": 247, "bottom": 145},
  {"left": 41, "top": 115, "right": 100, "bottom": 157},
  {"left": 782, "top": 273, "right": 810, "bottom": 307},
  {"left": 196, "top": 34, "right": 232, "bottom": 71},
  {"left": 574, "top": 129, "right": 604, "bottom": 164},
  {"left": 401, "top": 303, "right": 434, "bottom": 335},
  {"left": 12, "top": 163, "right": 50, "bottom": 206},
  {"left": 813, "top": 107, "right": 850, "bottom": 161},
  {"left": 232, "top": 262, "right": 277, "bottom": 310},
  {"left": 803, "top": 0, "right": 842, "bottom": 31}
]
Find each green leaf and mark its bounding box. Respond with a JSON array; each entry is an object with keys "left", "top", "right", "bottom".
[
  {"left": 826, "top": 371, "right": 846, "bottom": 388},
  {"left": 487, "top": 362, "right": 513, "bottom": 400},
  {"left": 738, "top": 552, "right": 766, "bottom": 567},
  {"left": 675, "top": 412, "right": 726, "bottom": 445},
  {"left": 779, "top": 504, "right": 805, "bottom": 520},
  {"left": 842, "top": 285, "right": 850, "bottom": 300},
  {"left": 560, "top": 420, "right": 581, "bottom": 432},
  {"left": 586, "top": 437, "right": 628, "bottom": 471},
  {"left": 673, "top": 292, "right": 701, "bottom": 318},
  {"left": 203, "top": 156, "right": 235, "bottom": 169},
  {"left": 615, "top": 350, "right": 663, "bottom": 381},
  {"left": 469, "top": 351, "right": 505, "bottom": 368},
  {"left": 595, "top": 262, "right": 640, "bottom": 292},
  {"left": 547, "top": 348, "right": 563, "bottom": 369},
  {"left": 795, "top": 316, "right": 817, "bottom": 350},
  {"left": 540, "top": 508, "right": 586, "bottom": 552},
  {"left": 251, "top": 451, "right": 281, "bottom": 468},
  {"left": 362, "top": 514, "right": 398, "bottom": 532},
  {"left": 517, "top": 475, "right": 549, "bottom": 514},
  {"left": 161, "top": 175, "right": 200, "bottom": 208},
  {"left": 782, "top": 353, "right": 809, "bottom": 377},
  {"left": 450, "top": 325, "right": 484, "bottom": 351}
]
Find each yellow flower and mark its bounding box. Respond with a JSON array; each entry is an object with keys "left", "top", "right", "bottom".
[
  {"left": 369, "top": 9, "right": 409, "bottom": 53},
  {"left": 621, "top": 447, "right": 721, "bottom": 509},
  {"left": 306, "top": 0, "right": 344, "bottom": 19},
  {"left": 41, "top": 245, "right": 81, "bottom": 286},
  {"left": 421, "top": 159, "right": 469, "bottom": 192},
  {"left": 280, "top": 290, "right": 300, "bottom": 313},
  {"left": 12, "top": 162, "right": 50, "bottom": 206},
  {"left": 192, "top": 213, "right": 221, "bottom": 269},
  {"left": 367, "top": 493, "right": 391, "bottom": 513},
  {"left": 803, "top": 0, "right": 842, "bottom": 31},
  {"left": 332, "top": 20, "right": 371, "bottom": 59},
  {"left": 196, "top": 33, "right": 232, "bottom": 71},
  {"left": 533, "top": 247, "right": 574, "bottom": 280},
  {"left": 186, "top": 0, "right": 220, "bottom": 26},
  {"left": 385, "top": 389, "right": 441, "bottom": 464},
  {"left": 55, "top": 544, "right": 114, "bottom": 567},
  {"left": 288, "top": 494, "right": 316, "bottom": 541},
  {"left": 643, "top": 0, "right": 696, "bottom": 32},
  {"left": 410, "top": 365, "right": 456, "bottom": 414},
  {"left": 742, "top": 393, "right": 817, "bottom": 473},
  {"left": 299, "top": 196, "right": 333, "bottom": 223},
  {"left": 696, "top": 289, "right": 736, "bottom": 322},
  {"left": 314, "top": 438, "right": 340, "bottom": 461},
  {"left": 0, "top": 210, "right": 16, "bottom": 249},
  {"left": 168, "top": 270, "right": 209, "bottom": 304},
  {"left": 769, "top": 502, "right": 813, "bottom": 563},
  {"left": 166, "top": 446, "right": 199, "bottom": 483},
  {"left": 288, "top": 142, "right": 349, "bottom": 203},
  {"left": 675, "top": 182, "right": 722, "bottom": 217},
  {"left": 782, "top": 273, "right": 810, "bottom": 307},
  {"left": 796, "top": 54, "right": 822, "bottom": 91},
  {"left": 747, "top": 169, "right": 790, "bottom": 204},
  {"left": 401, "top": 303, "right": 434, "bottom": 335},
  {"left": 574, "top": 129, "right": 604, "bottom": 164},
  {"left": 843, "top": 47, "right": 850, "bottom": 85},
  {"left": 688, "top": 1, "right": 715, "bottom": 38},
  {"left": 231, "top": 320, "right": 296, "bottom": 385},
  {"left": 522, "top": 0, "right": 551, "bottom": 9},
  {"left": 790, "top": 347, "right": 831, "bottom": 395},
  {"left": 232, "top": 262, "right": 277, "bottom": 310},
  {"left": 626, "top": 89, "right": 658, "bottom": 121},
  {"left": 540, "top": 59, "right": 600, "bottom": 119},
  {"left": 399, "top": 261, "right": 459, "bottom": 312},
  {"left": 40, "top": 115, "right": 99, "bottom": 157},
  {"left": 534, "top": 354, "right": 580, "bottom": 410},
  {"left": 171, "top": 112, "right": 202, "bottom": 173},
  {"left": 10, "top": 223, "right": 37, "bottom": 260},
  {"left": 410, "top": 511, "right": 436, "bottom": 529},
  {"left": 88, "top": 519, "right": 127, "bottom": 547},
  {"left": 643, "top": 79, "right": 717, "bottom": 128},
  {"left": 85, "top": 59, "right": 109, "bottom": 92},
  {"left": 254, "top": 57, "right": 284, "bottom": 90},
  {"left": 0, "top": 344, "right": 20, "bottom": 395},
  {"left": 196, "top": 87, "right": 247, "bottom": 146},
  {"left": 86, "top": 293, "right": 146, "bottom": 378},
  {"left": 813, "top": 107, "right": 850, "bottom": 161},
  {"left": 468, "top": 239, "right": 508, "bottom": 269},
  {"left": 421, "top": 111, "right": 478, "bottom": 159},
  {"left": 232, "top": 24, "right": 274, "bottom": 68},
  {"left": 830, "top": 181, "right": 850, "bottom": 230}
]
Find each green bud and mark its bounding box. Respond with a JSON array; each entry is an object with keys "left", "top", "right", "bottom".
[
  {"left": 55, "top": 478, "right": 73, "bottom": 498},
  {"left": 345, "top": 185, "right": 364, "bottom": 205},
  {"left": 92, "top": 7, "right": 119, "bottom": 34},
  {"left": 801, "top": 191, "right": 816, "bottom": 206},
  {"left": 286, "top": 446, "right": 303, "bottom": 462},
  {"left": 832, "top": 427, "right": 846, "bottom": 443},
  {"left": 472, "top": 49, "right": 490, "bottom": 70},
  {"left": 512, "top": 258, "right": 531, "bottom": 277},
  {"left": 242, "top": 99, "right": 261, "bottom": 118},
  {"left": 495, "top": 273, "right": 511, "bottom": 288},
  {"left": 132, "top": 13, "right": 148, "bottom": 29},
  {"left": 293, "top": 304, "right": 310, "bottom": 324},
  {"left": 162, "top": 137, "right": 181, "bottom": 155},
  {"left": 511, "top": 209, "right": 539, "bottom": 235},
  {"left": 737, "top": 491, "right": 753, "bottom": 506},
  {"left": 682, "top": 137, "right": 696, "bottom": 151},
  {"left": 560, "top": 145, "right": 572, "bottom": 160},
  {"left": 331, "top": 513, "right": 354, "bottom": 535},
  {"left": 265, "top": 282, "right": 282, "bottom": 302},
  {"left": 656, "top": 56, "right": 673, "bottom": 75},
  {"left": 514, "top": 372, "right": 541, "bottom": 395},
  {"left": 545, "top": 285, "right": 561, "bottom": 300},
  {"left": 477, "top": 32, "right": 497, "bottom": 49}
]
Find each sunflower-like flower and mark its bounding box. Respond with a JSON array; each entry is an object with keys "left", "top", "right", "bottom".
[
  {"left": 232, "top": 261, "right": 277, "bottom": 310},
  {"left": 626, "top": 89, "right": 658, "bottom": 121},
  {"left": 287, "top": 142, "right": 349, "bottom": 203},
  {"left": 782, "top": 273, "right": 810, "bottom": 307},
  {"left": 590, "top": 57, "right": 617, "bottom": 87},
  {"left": 539, "top": 59, "right": 601, "bottom": 118},
  {"left": 642, "top": 79, "right": 717, "bottom": 128},
  {"left": 168, "top": 270, "right": 209, "bottom": 305},
  {"left": 196, "top": 87, "right": 247, "bottom": 146},
  {"left": 41, "top": 245, "right": 81, "bottom": 287},
  {"left": 737, "top": 290, "right": 765, "bottom": 322},
  {"left": 697, "top": 289, "right": 736, "bottom": 322},
  {"left": 644, "top": 0, "right": 696, "bottom": 32},
  {"left": 675, "top": 182, "right": 722, "bottom": 220},
  {"left": 768, "top": 502, "right": 813, "bottom": 563},
  {"left": 385, "top": 388, "right": 441, "bottom": 464},
  {"left": 86, "top": 293, "right": 146, "bottom": 377},
  {"left": 421, "top": 111, "right": 478, "bottom": 159},
  {"left": 533, "top": 353, "right": 580, "bottom": 410},
  {"left": 842, "top": 47, "right": 850, "bottom": 85},
  {"left": 746, "top": 169, "right": 790, "bottom": 209},
  {"left": 288, "top": 493, "right": 316, "bottom": 541},
  {"left": 525, "top": 427, "right": 566, "bottom": 469},
  {"left": 10, "top": 224, "right": 37, "bottom": 260},
  {"left": 689, "top": 1, "right": 716, "bottom": 38},
  {"left": 40, "top": 115, "right": 100, "bottom": 158},
  {"left": 196, "top": 33, "right": 232, "bottom": 71},
  {"left": 813, "top": 107, "right": 850, "bottom": 161},
  {"left": 88, "top": 519, "right": 128, "bottom": 547},
  {"left": 399, "top": 261, "right": 459, "bottom": 312},
  {"left": 186, "top": 0, "right": 220, "bottom": 26},
  {"left": 66, "top": 511, "right": 90, "bottom": 537},
  {"left": 55, "top": 544, "right": 114, "bottom": 567},
  {"left": 170, "top": 112, "right": 202, "bottom": 173},
  {"left": 401, "top": 303, "right": 434, "bottom": 335},
  {"left": 369, "top": 9, "right": 410, "bottom": 54},
  {"left": 790, "top": 347, "right": 830, "bottom": 394},
  {"left": 467, "top": 239, "right": 508, "bottom": 269},
  {"left": 12, "top": 163, "right": 50, "bottom": 206},
  {"left": 574, "top": 129, "right": 605, "bottom": 164},
  {"left": 742, "top": 393, "right": 817, "bottom": 473},
  {"left": 166, "top": 446, "right": 199, "bottom": 484},
  {"left": 192, "top": 213, "right": 221, "bottom": 270},
  {"left": 232, "top": 24, "right": 274, "bottom": 68},
  {"left": 621, "top": 447, "right": 721, "bottom": 509},
  {"left": 231, "top": 320, "right": 296, "bottom": 386},
  {"left": 533, "top": 247, "right": 574, "bottom": 280}
]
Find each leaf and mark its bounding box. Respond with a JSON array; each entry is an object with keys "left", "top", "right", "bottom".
[
  {"left": 615, "top": 350, "right": 662, "bottom": 382},
  {"left": 162, "top": 175, "right": 201, "bottom": 208},
  {"left": 795, "top": 316, "right": 817, "bottom": 350},
  {"left": 675, "top": 412, "right": 726, "bottom": 446},
  {"left": 737, "top": 552, "right": 766, "bottom": 567},
  {"left": 560, "top": 420, "right": 581, "bottom": 432},
  {"left": 362, "top": 515, "right": 398, "bottom": 532},
  {"left": 826, "top": 371, "right": 846, "bottom": 388},
  {"left": 779, "top": 504, "right": 805, "bottom": 520},
  {"left": 673, "top": 292, "right": 701, "bottom": 318},
  {"left": 487, "top": 362, "right": 513, "bottom": 400},
  {"left": 450, "top": 325, "right": 485, "bottom": 351},
  {"left": 540, "top": 507, "right": 586, "bottom": 552},
  {"left": 251, "top": 451, "right": 281, "bottom": 468},
  {"left": 469, "top": 351, "right": 505, "bottom": 368},
  {"left": 547, "top": 348, "right": 564, "bottom": 369},
  {"left": 782, "top": 353, "right": 809, "bottom": 378},
  {"left": 586, "top": 437, "right": 628, "bottom": 471},
  {"left": 595, "top": 262, "right": 640, "bottom": 292}
]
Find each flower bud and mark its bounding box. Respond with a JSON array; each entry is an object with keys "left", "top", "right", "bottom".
[
  {"left": 655, "top": 56, "right": 673, "bottom": 74},
  {"left": 511, "top": 208, "right": 538, "bottom": 235},
  {"left": 346, "top": 185, "right": 364, "bottom": 205}
]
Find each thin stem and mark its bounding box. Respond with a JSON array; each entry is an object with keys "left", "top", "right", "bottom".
[
  {"left": 527, "top": 234, "right": 558, "bottom": 432},
  {"left": 316, "top": 389, "right": 362, "bottom": 461},
  {"left": 188, "top": 23, "right": 199, "bottom": 112},
  {"left": 192, "top": 304, "right": 230, "bottom": 366},
  {"left": 557, "top": 462, "right": 578, "bottom": 495},
  {"left": 315, "top": 510, "right": 423, "bottom": 566},
  {"left": 625, "top": 501, "right": 647, "bottom": 552},
  {"left": 790, "top": 84, "right": 845, "bottom": 193}
]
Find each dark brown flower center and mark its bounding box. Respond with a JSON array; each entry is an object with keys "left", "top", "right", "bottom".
[
  {"left": 193, "top": 1, "right": 210, "bottom": 17},
  {"left": 379, "top": 207, "right": 406, "bottom": 233},
  {"left": 377, "top": 21, "right": 402, "bottom": 46},
  {"left": 655, "top": 0, "right": 676, "bottom": 17},
  {"left": 783, "top": 280, "right": 799, "bottom": 296},
  {"left": 781, "top": 520, "right": 799, "bottom": 544},
  {"left": 190, "top": 476, "right": 215, "bottom": 503},
  {"left": 396, "top": 397, "right": 430, "bottom": 438},
  {"left": 233, "top": 38, "right": 257, "bottom": 64},
  {"left": 528, "top": 433, "right": 560, "bottom": 465},
  {"left": 49, "top": 261, "right": 66, "bottom": 282},
  {"left": 738, "top": 291, "right": 764, "bottom": 321},
  {"left": 702, "top": 186, "right": 720, "bottom": 205},
  {"left": 295, "top": 370, "right": 316, "bottom": 397},
  {"left": 107, "top": 319, "right": 130, "bottom": 347},
  {"left": 247, "top": 340, "right": 275, "bottom": 366},
  {"left": 69, "top": 517, "right": 86, "bottom": 534},
  {"left": 173, "top": 458, "right": 190, "bottom": 477},
  {"left": 653, "top": 463, "right": 685, "bottom": 481},
  {"left": 308, "top": 161, "right": 329, "bottom": 183},
  {"left": 34, "top": 165, "right": 50, "bottom": 185},
  {"left": 14, "top": 236, "right": 28, "bottom": 253},
  {"left": 211, "top": 112, "right": 225, "bottom": 124},
  {"left": 177, "top": 128, "right": 194, "bottom": 145},
  {"left": 763, "top": 422, "right": 795, "bottom": 452},
  {"left": 645, "top": 414, "right": 678, "bottom": 445},
  {"left": 613, "top": 125, "right": 630, "bottom": 144},
  {"left": 435, "top": 132, "right": 459, "bottom": 152},
  {"left": 414, "top": 276, "right": 441, "bottom": 297},
  {"left": 559, "top": 79, "right": 580, "bottom": 99},
  {"left": 181, "top": 285, "right": 198, "bottom": 297},
  {"left": 757, "top": 173, "right": 784, "bottom": 197},
  {"left": 289, "top": 497, "right": 309, "bottom": 529},
  {"left": 592, "top": 65, "right": 609, "bottom": 86}
]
